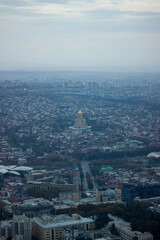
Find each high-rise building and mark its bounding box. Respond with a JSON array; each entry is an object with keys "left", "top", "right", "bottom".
[
  {"left": 12, "top": 215, "right": 32, "bottom": 240},
  {"left": 0, "top": 215, "right": 31, "bottom": 240},
  {"left": 122, "top": 183, "right": 160, "bottom": 202},
  {"left": 0, "top": 220, "right": 12, "bottom": 239}
]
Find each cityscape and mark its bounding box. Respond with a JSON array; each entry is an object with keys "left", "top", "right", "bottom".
[
  {"left": 0, "top": 0, "right": 160, "bottom": 239},
  {"left": 0, "top": 71, "right": 160, "bottom": 240}
]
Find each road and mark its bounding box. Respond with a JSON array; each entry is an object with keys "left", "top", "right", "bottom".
[{"left": 81, "top": 161, "right": 96, "bottom": 191}]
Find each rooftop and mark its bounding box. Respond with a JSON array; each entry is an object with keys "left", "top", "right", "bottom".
[
  {"left": 0, "top": 165, "right": 33, "bottom": 175},
  {"left": 33, "top": 214, "right": 94, "bottom": 228},
  {"left": 12, "top": 198, "right": 52, "bottom": 211}
]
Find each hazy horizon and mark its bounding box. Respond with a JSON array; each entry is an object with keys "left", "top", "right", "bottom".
[
  {"left": 0, "top": 66, "right": 160, "bottom": 73},
  {"left": 0, "top": 0, "right": 160, "bottom": 71}
]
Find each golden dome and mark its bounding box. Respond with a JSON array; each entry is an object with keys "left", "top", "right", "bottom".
[{"left": 78, "top": 110, "right": 83, "bottom": 114}]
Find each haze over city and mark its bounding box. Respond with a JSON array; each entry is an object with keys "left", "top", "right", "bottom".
[
  {"left": 1, "top": 1, "right": 160, "bottom": 240},
  {"left": 0, "top": 0, "right": 160, "bottom": 71}
]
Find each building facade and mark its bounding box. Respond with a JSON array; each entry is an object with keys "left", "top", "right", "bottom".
[
  {"left": 0, "top": 215, "right": 31, "bottom": 240},
  {"left": 122, "top": 183, "right": 160, "bottom": 202},
  {"left": 32, "top": 214, "right": 94, "bottom": 240},
  {"left": 26, "top": 181, "right": 76, "bottom": 192},
  {"left": 12, "top": 215, "right": 32, "bottom": 240},
  {"left": 12, "top": 198, "right": 54, "bottom": 218},
  {"left": 96, "top": 186, "right": 116, "bottom": 202},
  {"left": 0, "top": 220, "right": 12, "bottom": 239},
  {"left": 59, "top": 191, "right": 81, "bottom": 202}
]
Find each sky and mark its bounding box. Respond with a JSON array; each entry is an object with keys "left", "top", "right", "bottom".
[{"left": 0, "top": 0, "right": 160, "bottom": 71}]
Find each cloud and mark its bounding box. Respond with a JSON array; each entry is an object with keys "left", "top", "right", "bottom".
[
  {"left": 1, "top": 0, "right": 160, "bottom": 20},
  {"left": 34, "top": 0, "right": 71, "bottom": 3},
  {"left": 0, "top": 0, "right": 30, "bottom": 6},
  {"left": 0, "top": 0, "right": 160, "bottom": 70},
  {"left": 0, "top": 0, "right": 160, "bottom": 34},
  {"left": 0, "top": 0, "right": 160, "bottom": 33}
]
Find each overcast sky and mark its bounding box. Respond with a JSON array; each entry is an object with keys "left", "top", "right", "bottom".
[{"left": 0, "top": 0, "right": 160, "bottom": 71}]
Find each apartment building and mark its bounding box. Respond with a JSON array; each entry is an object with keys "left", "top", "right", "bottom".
[{"left": 32, "top": 213, "right": 94, "bottom": 240}]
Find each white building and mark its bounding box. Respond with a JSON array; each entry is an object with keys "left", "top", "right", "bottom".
[
  {"left": 0, "top": 215, "right": 31, "bottom": 240},
  {"left": 32, "top": 213, "right": 94, "bottom": 240},
  {"left": 0, "top": 220, "right": 12, "bottom": 238},
  {"left": 12, "top": 215, "right": 32, "bottom": 240}
]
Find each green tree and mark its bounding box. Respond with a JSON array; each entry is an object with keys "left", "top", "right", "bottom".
[
  {"left": 95, "top": 210, "right": 110, "bottom": 229},
  {"left": 147, "top": 220, "right": 160, "bottom": 238},
  {"left": 6, "top": 237, "right": 12, "bottom": 240},
  {"left": 27, "top": 187, "right": 59, "bottom": 200},
  {"left": 110, "top": 223, "right": 119, "bottom": 236},
  {"left": 86, "top": 172, "right": 93, "bottom": 190}
]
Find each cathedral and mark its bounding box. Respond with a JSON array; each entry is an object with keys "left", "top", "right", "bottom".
[{"left": 69, "top": 110, "right": 91, "bottom": 133}]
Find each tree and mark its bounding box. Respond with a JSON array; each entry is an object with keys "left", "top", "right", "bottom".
[
  {"left": 81, "top": 192, "right": 87, "bottom": 198},
  {"left": 78, "top": 204, "right": 95, "bottom": 213},
  {"left": 27, "top": 187, "right": 59, "bottom": 199},
  {"left": 147, "top": 220, "right": 160, "bottom": 239},
  {"left": 112, "top": 207, "right": 125, "bottom": 218},
  {"left": 110, "top": 223, "right": 119, "bottom": 236},
  {"left": 86, "top": 172, "right": 93, "bottom": 190},
  {"left": 132, "top": 237, "right": 138, "bottom": 240},
  {"left": 95, "top": 210, "right": 110, "bottom": 229},
  {"left": 6, "top": 237, "right": 12, "bottom": 240},
  {"left": 0, "top": 207, "right": 13, "bottom": 221}
]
